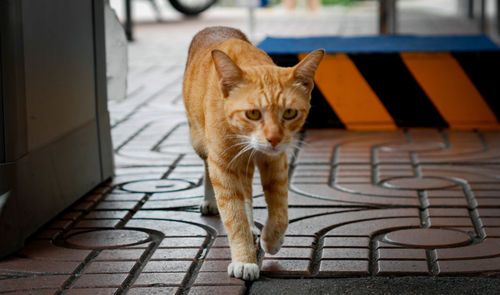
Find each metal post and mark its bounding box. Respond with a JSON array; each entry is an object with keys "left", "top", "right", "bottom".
[
  {"left": 459, "top": 0, "right": 474, "bottom": 19},
  {"left": 379, "top": 0, "right": 396, "bottom": 34},
  {"left": 479, "top": 0, "right": 486, "bottom": 33},
  {"left": 390, "top": 0, "right": 396, "bottom": 34},
  {"left": 468, "top": 0, "right": 474, "bottom": 19},
  {"left": 148, "top": 0, "right": 162, "bottom": 22},
  {"left": 497, "top": 0, "right": 500, "bottom": 35},
  {"left": 379, "top": 0, "right": 387, "bottom": 34},
  {"left": 125, "top": 0, "right": 133, "bottom": 41}
]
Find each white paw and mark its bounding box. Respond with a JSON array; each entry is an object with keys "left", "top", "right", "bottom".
[
  {"left": 260, "top": 235, "right": 284, "bottom": 255},
  {"left": 200, "top": 200, "right": 218, "bottom": 215},
  {"left": 228, "top": 262, "right": 260, "bottom": 281},
  {"left": 250, "top": 225, "right": 260, "bottom": 242}
]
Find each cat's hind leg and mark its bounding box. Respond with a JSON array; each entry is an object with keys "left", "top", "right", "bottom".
[{"left": 200, "top": 161, "right": 219, "bottom": 215}]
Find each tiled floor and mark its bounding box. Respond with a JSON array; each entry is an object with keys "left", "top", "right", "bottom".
[{"left": 2, "top": 2, "right": 500, "bottom": 295}]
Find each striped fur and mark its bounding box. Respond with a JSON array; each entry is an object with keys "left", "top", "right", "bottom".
[{"left": 183, "top": 26, "right": 324, "bottom": 281}]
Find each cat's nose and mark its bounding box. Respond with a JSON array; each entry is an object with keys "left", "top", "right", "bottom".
[
  {"left": 266, "top": 135, "right": 281, "bottom": 147},
  {"left": 264, "top": 122, "right": 282, "bottom": 147}
]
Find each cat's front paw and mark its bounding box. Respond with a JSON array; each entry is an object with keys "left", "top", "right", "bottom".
[
  {"left": 260, "top": 235, "right": 284, "bottom": 255},
  {"left": 228, "top": 262, "right": 260, "bottom": 281},
  {"left": 200, "top": 200, "right": 218, "bottom": 215}
]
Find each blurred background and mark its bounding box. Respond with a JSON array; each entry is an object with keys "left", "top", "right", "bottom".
[{"left": 108, "top": 0, "right": 500, "bottom": 44}]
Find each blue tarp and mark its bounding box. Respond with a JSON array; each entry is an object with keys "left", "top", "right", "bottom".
[{"left": 258, "top": 35, "right": 500, "bottom": 54}]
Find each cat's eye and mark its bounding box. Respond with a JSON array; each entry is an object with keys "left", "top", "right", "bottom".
[
  {"left": 245, "top": 109, "right": 262, "bottom": 121},
  {"left": 283, "top": 109, "right": 298, "bottom": 120}
]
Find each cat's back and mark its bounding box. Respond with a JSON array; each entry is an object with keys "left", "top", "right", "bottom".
[{"left": 186, "top": 26, "right": 250, "bottom": 66}]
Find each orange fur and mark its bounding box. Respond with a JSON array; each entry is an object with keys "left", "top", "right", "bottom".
[{"left": 183, "top": 26, "right": 324, "bottom": 281}]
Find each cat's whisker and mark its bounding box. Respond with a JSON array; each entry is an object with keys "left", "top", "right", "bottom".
[
  {"left": 228, "top": 144, "right": 253, "bottom": 168},
  {"left": 221, "top": 141, "right": 249, "bottom": 157},
  {"left": 220, "top": 135, "right": 255, "bottom": 158}
]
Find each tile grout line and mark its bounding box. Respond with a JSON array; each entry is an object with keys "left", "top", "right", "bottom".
[
  {"left": 369, "top": 236, "right": 380, "bottom": 276},
  {"left": 308, "top": 233, "right": 325, "bottom": 276},
  {"left": 114, "top": 122, "right": 153, "bottom": 153},
  {"left": 115, "top": 239, "right": 162, "bottom": 295},
  {"left": 439, "top": 130, "right": 451, "bottom": 150},
  {"left": 114, "top": 193, "right": 152, "bottom": 231},
  {"left": 475, "top": 130, "right": 490, "bottom": 153},
  {"left": 151, "top": 123, "right": 185, "bottom": 153},
  {"left": 176, "top": 226, "right": 217, "bottom": 295},
  {"left": 161, "top": 155, "right": 185, "bottom": 180},
  {"left": 460, "top": 182, "right": 486, "bottom": 241},
  {"left": 56, "top": 249, "right": 102, "bottom": 295}
]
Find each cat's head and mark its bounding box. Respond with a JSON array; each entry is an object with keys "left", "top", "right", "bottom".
[{"left": 211, "top": 49, "right": 324, "bottom": 156}]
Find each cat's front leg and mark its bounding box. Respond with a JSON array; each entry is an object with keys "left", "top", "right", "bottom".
[
  {"left": 257, "top": 153, "right": 289, "bottom": 255},
  {"left": 245, "top": 197, "right": 260, "bottom": 242},
  {"left": 207, "top": 156, "right": 259, "bottom": 281}
]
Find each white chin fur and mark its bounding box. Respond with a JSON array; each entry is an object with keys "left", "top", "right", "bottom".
[
  {"left": 259, "top": 146, "right": 286, "bottom": 156},
  {"left": 261, "top": 149, "right": 284, "bottom": 156}
]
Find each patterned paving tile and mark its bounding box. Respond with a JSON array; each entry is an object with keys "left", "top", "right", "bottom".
[{"left": 2, "top": 4, "right": 500, "bottom": 295}]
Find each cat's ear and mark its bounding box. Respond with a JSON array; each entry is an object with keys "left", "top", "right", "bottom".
[
  {"left": 292, "top": 49, "right": 325, "bottom": 90},
  {"left": 211, "top": 49, "right": 244, "bottom": 98}
]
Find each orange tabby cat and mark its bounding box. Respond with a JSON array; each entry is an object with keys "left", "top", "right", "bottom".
[{"left": 183, "top": 26, "right": 324, "bottom": 281}]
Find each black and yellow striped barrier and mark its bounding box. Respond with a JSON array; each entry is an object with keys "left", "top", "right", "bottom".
[{"left": 259, "top": 36, "right": 500, "bottom": 130}]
